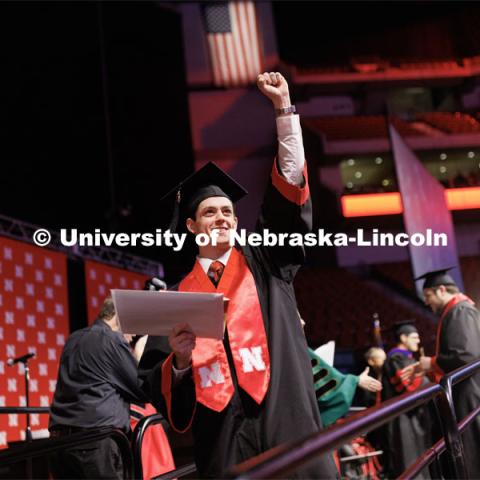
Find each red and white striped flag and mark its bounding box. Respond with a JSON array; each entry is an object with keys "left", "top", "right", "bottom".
[{"left": 203, "top": 1, "right": 263, "bottom": 87}]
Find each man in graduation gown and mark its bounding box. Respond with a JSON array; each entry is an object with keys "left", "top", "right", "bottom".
[
  {"left": 381, "top": 322, "right": 432, "bottom": 479},
  {"left": 140, "top": 72, "right": 338, "bottom": 479},
  {"left": 416, "top": 268, "right": 480, "bottom": 478}
]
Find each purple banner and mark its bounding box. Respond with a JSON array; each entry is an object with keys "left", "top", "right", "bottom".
[{"left": 389, "top": 124, "right": 463, "bottom": 295}]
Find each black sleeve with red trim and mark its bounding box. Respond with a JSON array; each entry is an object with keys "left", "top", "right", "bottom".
[
  {"left": 384, "top": 354, "right": 422, "bottom": 395},
  {"left": 251, "top": 159, "right": 312, "bottom": 282},
  {"left": 141, "top": 354, "right": 196, "bottom": 433},
  {"left": 138, "top": 323, "right": 196, "bottom": 433}
]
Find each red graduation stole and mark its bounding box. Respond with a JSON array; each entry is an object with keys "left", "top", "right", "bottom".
[
  {"left": 179, "top": 248, "right": 270, "bottom": 412},
  {"left": 430, "top": 293, "right": 474, "bottom": 382}
]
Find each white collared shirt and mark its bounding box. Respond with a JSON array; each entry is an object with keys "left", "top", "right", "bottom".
[
  {"left": 197, "top": 248, "right": 232, "bottom": 274},
  {"left": 276, "top": 114, "right": 305, "bottom": 186}
]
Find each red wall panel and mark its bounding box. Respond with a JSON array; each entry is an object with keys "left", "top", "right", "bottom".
[
  {"left": 84, "top": 260, "right": 149, "bottom": 324},
  {"left": 0, "top": 237, "right": 69, "bottom": 447}
]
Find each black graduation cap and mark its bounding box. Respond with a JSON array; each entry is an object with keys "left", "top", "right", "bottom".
[
  {"left": 391, "top": 320, "right": 418, "bottom": 338},
  {"left": 415, "top": 267, "right": 457, "bottom": 290},
  {"left": 162, "top": 162, "right": 248, "bottom": 232}
]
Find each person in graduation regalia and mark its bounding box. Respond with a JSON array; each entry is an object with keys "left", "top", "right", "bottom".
[
  {"left": 308, "top": 348, "right": 382, "bottom": 427},
  {"left": 140, "top": 72, "right": 338, "bottom": 479},
  {"left": 415, "top": 268, "right": 480, "bottom": 479},
  {"left": 381, "top": 321, "right": 432, "bottom": 479}
]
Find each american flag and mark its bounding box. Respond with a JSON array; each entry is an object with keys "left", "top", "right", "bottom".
[{"left": 203, "top": 1, "right": 263, "bottom": 87}]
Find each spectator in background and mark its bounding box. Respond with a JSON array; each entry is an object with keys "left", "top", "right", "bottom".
[
  {"left": 362, "top": 347, "right": 387, "bottom": 465},
  {"left": 467, "top": 169, "right": 479, "bottom": 186},
  {"left": 453, "top": 170, "right": 469, "bottom": 187},
  {"left": 363, "top": 347, "right": 387, "bottom": 407},
  {"left": 49, "top": 297, "right": 146, "bottom": 480},
  {"left": 381, "top": 321, "right": 432, "bottom": 479}
]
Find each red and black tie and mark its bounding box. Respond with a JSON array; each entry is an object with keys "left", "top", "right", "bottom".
[{"left": 207, "top": 260, "right": 224, "bottom": 287}]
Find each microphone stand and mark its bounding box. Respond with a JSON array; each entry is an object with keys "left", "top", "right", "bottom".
[
  {"left": 23, "top": 358, "right": 33, "bottom": 443},
  {"left": 23, "top": 357, "right": 33, "bottom": 480}
]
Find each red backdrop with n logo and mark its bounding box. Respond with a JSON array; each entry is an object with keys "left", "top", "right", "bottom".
[
  {"left": 84, "top": 260, "right": 149, "bottom": 324},
  {"left": 0, "top": 237, "right": 69, "bottom": 447}
]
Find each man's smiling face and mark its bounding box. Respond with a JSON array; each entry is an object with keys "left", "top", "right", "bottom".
[{"left": 186, "top": 196, "right": 238, "bottom": 246}]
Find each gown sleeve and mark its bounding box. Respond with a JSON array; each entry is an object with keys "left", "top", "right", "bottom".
[
  {"left": 435, "top": 304, "right": 480, "bottom": 373},
  {"left": 141, "top": 353, "right": 196, "bottom": 433},
  {"left": 384, "top": 354, "right": 422, "bottom": 394},
  {"left": 139, "top": 335, "right": 196, "bottom": 433},
  {"left": 250, "top": 159, "right": 312, "bottom": 283},
  {"left": 309, "top": 348, "right": 359, "bottom": 426}
]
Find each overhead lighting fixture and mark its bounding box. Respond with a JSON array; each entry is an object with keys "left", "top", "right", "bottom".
[
  {"left": 468, "top": 151, "right": 475, "bottom": 158},
  {"left": 375, "top": 157, "right": 383, "bottom": 165},
  {"left": 440, "top": 153, "right": 447, "bottom": 160},
  {"left": 446, "top": 187, "right": 480, "bottom": 210},
  {"left": 355, "top": 171, "right": 362, "bottom": 179},
  {"left": 341, "top": 193, "right": 403, "bottom": 217},
  {"left": 346, "top": 182, "right": 353, "bottom": 189},
  {"left": 440, "top": 166, "right": 447, "bottom": 173},
  {"left": 382, "top": 179, "right": 390, "bottom": 186},
  {"left": 347, "top": 159, "right": 355, "bottom": 166},
  {"left": 342, "top": 187, "right": 480, "bottom": 216}
]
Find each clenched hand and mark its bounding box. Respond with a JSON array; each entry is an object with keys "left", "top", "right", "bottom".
[{"left": 169, "top": 323, "right": 196, "bottom": 370}]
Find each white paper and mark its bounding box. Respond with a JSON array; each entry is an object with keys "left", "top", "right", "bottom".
[
  {"left": 314, "top": 340, "right": 335, "bottom": 366},
  {"left": 111, "top": 289, "right": 225, "bottom": 339}
]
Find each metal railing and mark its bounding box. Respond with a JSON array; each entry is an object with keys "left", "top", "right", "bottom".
[
  {"left": 132, "top": 413, "right": 169, "bottom": 479},
  {"left": 400, "top": 403, "right": 480, "bottom": 479},
  {"left": 131, "top": 413, "right": 197, "bottom": 480},
  {"left": 3, "top": 359, "right": 479, "bottom": 479},
  {"left": 0, "top": 426, "right": 133, "bottom": 480},
  {"left": 400, "top": 359, "right": 480, "bottom": 479},
  {"left": 153, "top": 462, "right": 197, "bottom": 480},
  {"left": 0, "top": 407, "right": 50, "bottom": 415},
  {"left": 228, "top": 358, "right": 480, "bottom": 479},
  {"left": 0, "top": 406, "right": 197, "bottom": 480}
]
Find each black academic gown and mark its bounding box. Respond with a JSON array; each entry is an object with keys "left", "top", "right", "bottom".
[
  {"left": 435, "top": 300, "right": 480, "bottom": 479},
  {"left": 381, "top": 350, "right": 432, "bottom": 479},
  {"left": 140, "top": 165, "right": 338, "bottom": 479}
]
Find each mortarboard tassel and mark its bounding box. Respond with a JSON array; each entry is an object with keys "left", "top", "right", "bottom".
[{"left": 167, "top": 189, "right": 181, "bottom": 233}]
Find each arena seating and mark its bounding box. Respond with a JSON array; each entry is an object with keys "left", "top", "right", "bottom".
[
  {"left": 416, "top": 112, "right": 480, "bottom": 134},
  {"left": 371, "top": 257, "right": 480, "bottom": 306},
  {"left": 371, "top": 261, "right": 415, "bottom": 292},
  {"left": 294, "top": 267, "right": 436, "bottom": 352},
  {"left": 459, "top": 256, "right": 480, "bottom": 305},
  {"left": 306, "top": 116, "right": 424, "bottom": 141},
  {"left": 395, "top": 59, "right": 460, "bottom": 71},
  {"left": 305, "top": 111, "right": 480, "bottom": 141},
  {"left": 296, "top": 58, "right": 462, "bottom": 75},
  {"left": 297, "top": 65, "right": 351, "bottom": 75}
]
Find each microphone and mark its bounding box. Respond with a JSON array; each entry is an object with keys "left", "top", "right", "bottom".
[
  {"left": 144, "top": 277, "right": 167, "bottom": 291},
  {"left": 7, "top": 352, "right": 35, "bottom": 366}
]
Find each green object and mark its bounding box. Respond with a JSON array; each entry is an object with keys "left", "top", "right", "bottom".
[{"left": 308, "top": 348, "right": 359, "bottom": 426}]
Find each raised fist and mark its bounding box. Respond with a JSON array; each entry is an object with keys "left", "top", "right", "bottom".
[{"left": 257, "top": 72, "right": 291, "bottom": 109}]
